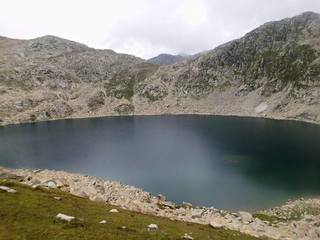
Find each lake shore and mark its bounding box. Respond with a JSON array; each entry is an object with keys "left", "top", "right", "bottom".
[
  {"left": 1, "top": 166, "right": 319, "bottom": 240},
  {"left": 1, "top": 111, "right": 320, "bottom": 128}
]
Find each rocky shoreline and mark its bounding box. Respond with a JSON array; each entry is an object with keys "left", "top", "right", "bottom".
[
  {"left": 1, "top": 167, "right": 319, "bottom": 240},
  {"left": 1, "top": 111, "right": 319, "bottom": 128}
]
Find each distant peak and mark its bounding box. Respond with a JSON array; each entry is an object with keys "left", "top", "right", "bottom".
[
  {"left": 300, "top": 11, "right": 320, "bottom": 18},
  {"left": 293, "top": 11, "right": 320, "bottom": 22},
  {"left": 34, "top": 35, "right": 73, "bottom": 42}
]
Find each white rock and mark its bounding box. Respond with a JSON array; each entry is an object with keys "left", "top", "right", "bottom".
[
  {"left": 56, "top": 213, "right": 76, "bottom": 222},
  {"left": 147, "top": 224, "right": 158, "bottom": 231},
  {"left": 109, "top": 209, "right": 119, "bottom": 213},
  {"left": 32, "top": 184, "right": 40, "bottom": 189},
  {"left": 99, "top": 220, "right": 107, "bottom": 224},
  {"left": 0, "top": 186, "right": 17, "bottom": 193},
  {"left": 54, "top": 197, "right": 62, "bottom": 201},
  {"left": 239, "top": 211, "right": 253, "bottom": 223},
  {"left": 157, "top": 194, "right": 166, "bottom": 201},
  {"left": 209, "top": 221, "right": 223, "bottom": 229},
  {"left": 182, "top": 202, "right": 193, "bottom": 208},
  {"left": 45, "top": 180, "right": 57, "bottom": 188},
  {"left": 182, "top": 233, "right": 194, "bottom": 239},
  {"left": 255, "top": 102, "right": 268, "bottom": 114},
  {"left": 33, "top": 169, "right": 42, "bottom": 173}
]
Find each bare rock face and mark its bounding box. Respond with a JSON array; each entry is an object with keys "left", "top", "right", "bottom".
[
  {"left": 1, "top": 12, "right": 320, "bottom": 125},
  {"left": 114, "top": 104, "right": 135, "bottom": 115},
  {"left": 87, "top": 91, "right": 105, "bottom": 111},
  {"left": 139, "top": 83, "right": 168, "bottom": 102}
]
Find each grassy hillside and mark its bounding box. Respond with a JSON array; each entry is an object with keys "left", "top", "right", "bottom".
[{"left": 0, "top": 180, "right": 262, "bottom": 240}]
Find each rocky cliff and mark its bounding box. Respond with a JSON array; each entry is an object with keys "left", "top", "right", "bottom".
[{"left": 1, "top": 12, "right": 320, "bottom": 126}]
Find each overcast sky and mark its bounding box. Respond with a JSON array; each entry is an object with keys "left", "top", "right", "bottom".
[{"left": 1, "top": 0, "right": 320, "bottom": 59}]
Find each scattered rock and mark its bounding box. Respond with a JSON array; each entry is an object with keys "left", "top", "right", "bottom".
[
  {"left": 99, "top": 220, "right": 107, "bottom": 224},
  {"left": 56, "top": 213, "right": 76, "bottom": 222},
  {"left": 239, "top": 211, "right": 253, "bottom": 223},
  {"left": 139, "top": 83, "right": 168, "bottom": 101},
  {"left": 54, "top": 196, "right": 62, "bottom": 201},
  {"left": 44, "top": 180, "right": 57, "bottom": 188},
  {"left": 2, "top": 166, "right": 320, "bottom": 240},
  {"left": 32, "top": 184, "right": 41, "bottom": 189},
  {"left": 182, "top": 233, "right": 194, "bottom": 240},
  {"left": 209, "top": 221, "right": 223, "bottom": 229},
  {"left": 25, "top": 176, "right": 32, "bottom": 181},
  {"left": 0, "top": 186, "right": 17, "bottom": 193},
  {"left": 157, "top": 194, "right": 166, "bottom": 202},
  {"left": 182, "top": 202, "right": 193, "bottom": 208},
  {"left": 109, "top": 209, "right": 119, "bottom": 213},
  {"left": 147, "top": 224, "right": 158, "bottom": 231}
]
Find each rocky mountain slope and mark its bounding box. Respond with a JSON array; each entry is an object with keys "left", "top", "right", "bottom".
[
  {"left": 1, "top": 11, "right": 320, "bottom": 126},
  {"left": 147, "top": 53, "right": 190, "bottom": 65}
]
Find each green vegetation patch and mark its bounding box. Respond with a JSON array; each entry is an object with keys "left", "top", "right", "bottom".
[
  {"left": 0, "top": 181, "right": 261, "bottom": 240},
  {"left": 252, "top": 213, "right": 285, "bottom": 224}
]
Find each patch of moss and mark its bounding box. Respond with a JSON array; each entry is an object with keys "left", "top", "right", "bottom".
[{"left": 0, "top": 181, "right": 261, "bottom": 240}]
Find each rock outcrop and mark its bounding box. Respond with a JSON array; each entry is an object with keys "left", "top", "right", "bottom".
[{"left": 1, "top": 12, "right": 320, "bottom": 126}]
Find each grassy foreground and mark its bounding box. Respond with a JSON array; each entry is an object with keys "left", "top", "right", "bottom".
[{"left": 0, "top": 180, "right": 262, "bottom": 240}]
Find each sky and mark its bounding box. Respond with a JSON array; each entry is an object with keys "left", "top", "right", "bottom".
[{"left": 1, "top": 0, "right": 320, "bottom": 59}]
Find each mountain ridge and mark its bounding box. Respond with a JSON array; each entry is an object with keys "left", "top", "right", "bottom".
[
  {"left": 1, "top": 11, "right": 320, "bottom": 125},
  {"left": 147, "top": 53, "right": 190, "bottom": 65}
]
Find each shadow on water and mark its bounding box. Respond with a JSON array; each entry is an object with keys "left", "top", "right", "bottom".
[{"left": 1, "top": 115, "right": 320, "bottom": 211}]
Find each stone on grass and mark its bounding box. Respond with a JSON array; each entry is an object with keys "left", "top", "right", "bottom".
[
  {"left": 0, "top": 186, "right": 17, "bottom": 193},
  {"left": 54, "top": 196, "right": 62, "bottom": 201},
  {"left": 32, "top": 184, "right": 40, "bottom": 189},
  {"left": 56, "top": 213, "right": 76, "bottom": 222},
  {"left": 99, "top": 220, "right": 107, "bottom": 224},
  {"left": 210, "top": 221, "right": 223, "bottom": 229},
  {"left": 44, "top": 180, "right": 57, "bottom": 188},
  {"left": 109, "top": 209, "right": 119, "bottom": 213},
  {"left": 182, "top": 233, "right": 194, "bottom": 239},
  {"left": 147, "top": 224, "right": 158, "bottom": 231}
]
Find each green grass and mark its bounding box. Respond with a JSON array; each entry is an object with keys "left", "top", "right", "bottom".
[
  {"left": 252, "top": 213, "right": 285, "bottom": 224},
  {"left": 0, "top": 180, "right": 262, "bottom": 240}
]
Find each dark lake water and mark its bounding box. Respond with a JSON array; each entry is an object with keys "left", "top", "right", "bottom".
[{"left": 1, "top": 115, "right": 320, "bottom": 211}]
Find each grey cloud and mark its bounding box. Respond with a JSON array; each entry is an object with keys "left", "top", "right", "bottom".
[{"left": 1, "top": 0, "right": 320, "bottom": 58}]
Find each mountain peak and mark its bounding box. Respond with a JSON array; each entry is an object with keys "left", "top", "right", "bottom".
[
  {"left": 147, "top": 53, "right": 189, "bottom": 65},
  {"left": 298, "top": 11, "right": 320, "bottom": 19}
]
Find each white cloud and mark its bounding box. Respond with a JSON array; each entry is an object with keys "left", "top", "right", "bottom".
[{"left": 1, "top": 0, "right": 320, "bottom": 58}]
